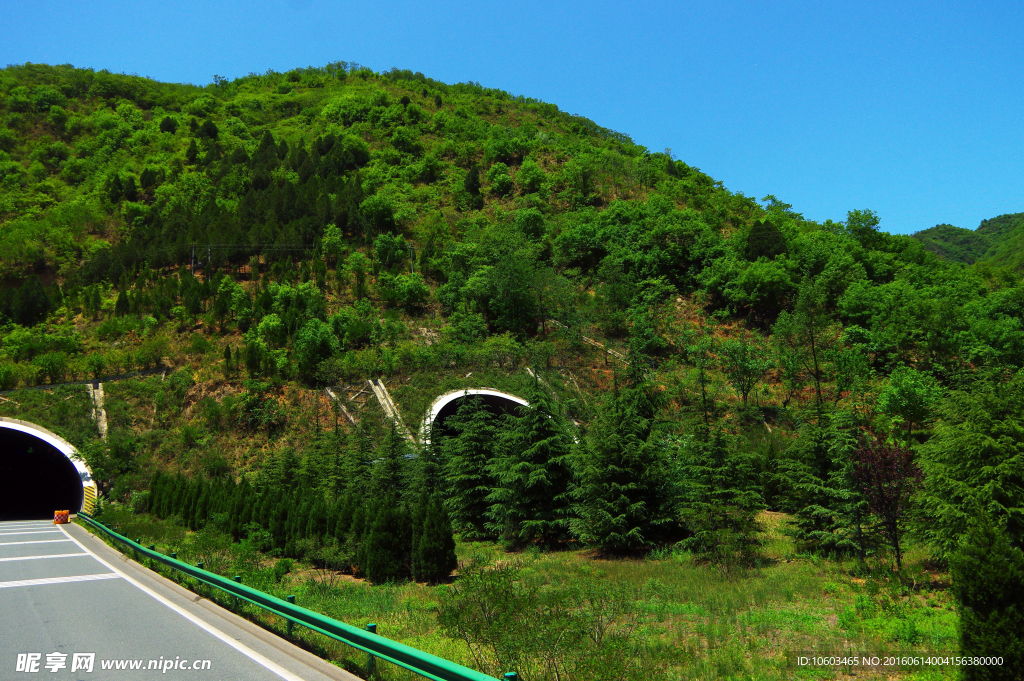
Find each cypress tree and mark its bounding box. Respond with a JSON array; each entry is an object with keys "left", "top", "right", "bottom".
[
  {"left": 344, "top": 420, "right": 374, "bottom": 494},
  {"left": 371, "top": 422, "right": 409, "bottom": 496},
  {"left": 486, "top": 386, "right": 574, "bottom": 547},
  {"left": 362, "top": 496, "right": 412, "bottom": 584},
  {"left": 115, "top": 289, "right": 130, "bottom": 317},
  {"left": 412, "top": 494, "right": 458, "bottom": 584},
  {"left": 441, "top": 397, "right": 498, "bottom": 539}
]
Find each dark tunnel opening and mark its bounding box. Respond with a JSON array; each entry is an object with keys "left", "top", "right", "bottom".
[
  {"left": 431, "top": 393, "right": 526, "bottom": 441},
  {"left": 0, "top": 428, "right": 84, "bottom": 520}
]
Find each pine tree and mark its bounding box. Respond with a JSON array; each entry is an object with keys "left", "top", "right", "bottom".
[
  {"left": 486, "top": 385, "right": 574, "bottom": 547},
  {"left": 362, "top": 496, "right": 412, "bottom": 584},
  {"left": 441, "top": 397, "right": 498, "bottom": 539},
  {"left": 570, "top": 389, "right": 674, "bottom": 553},
  {"left": 413, "top": 494, "right": 458, "bottom": 584}
]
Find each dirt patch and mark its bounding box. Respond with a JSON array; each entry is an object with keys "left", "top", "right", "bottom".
[{"left": 181, "top": 380, "right": 241, "bottom": 420}]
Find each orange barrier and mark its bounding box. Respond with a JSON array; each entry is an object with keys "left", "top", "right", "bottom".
[{"left": 53, "top": 510, "right": 69, "bottom": 524}]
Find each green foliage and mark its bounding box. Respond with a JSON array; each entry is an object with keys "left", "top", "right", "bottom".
[
  {"left": 411, "top": 493, "right": 458, "bottom": 583},
  {"left": 570, "top": 388, "right": 675, "bottom": 552},
  {"left": 486, "top": 385, "right": 574, "bottom": 547},
  {"left": 918, "top": 373, "right": 1024, "bottom": 559},
  {"left": 949, "top": 522, "right": 1024, "bottom": 679},
  {"left": 441, "top": 397, "right": 498, "bottom": 539},
  {"left": 438, "top": 561, "right": 656, "bottom": 680},
  {"left": 877, "top": 366, "right": 942, "bottom": 440},
  {"left": 361, "top": 496, "right": 412, "bottom": 584},
  {"left": 676, "top": 428, "right": 764, "bottom": 568}
]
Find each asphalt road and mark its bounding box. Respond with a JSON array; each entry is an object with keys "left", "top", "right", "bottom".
[{"left": 0, "top": 519, "right": 360, "bottom": 680}]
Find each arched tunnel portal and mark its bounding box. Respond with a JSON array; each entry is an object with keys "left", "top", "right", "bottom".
[
  {"left": 0, "top": 418, "right": 95, "bottom": 520},
  {"left": 422, "top": 389, "right": 530, "bottom": 444}
]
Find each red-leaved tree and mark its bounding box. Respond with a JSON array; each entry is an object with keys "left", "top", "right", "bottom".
[{"left": 853, "top": 434, "right": 923, "bottom": 571}]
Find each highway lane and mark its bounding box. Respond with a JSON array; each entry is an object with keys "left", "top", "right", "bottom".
[{"left": 0, "top": 519, "right": 359, "bottom": 680}]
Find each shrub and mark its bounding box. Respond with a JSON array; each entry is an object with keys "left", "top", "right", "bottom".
[{"left": 487, "top": 162, "right": 513, "bottom": 197}]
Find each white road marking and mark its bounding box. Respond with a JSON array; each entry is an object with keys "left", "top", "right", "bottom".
[
  {"left": 0, "top": 530, "right": 62, "bottom": 536},
  {"left": 0, "top": 539, "right": 74, "bottom": 547},
  {"left": 58, "top": 525, "right": 305, "bottom": 681},
  {"left": 0, "top": 572, "right": 120, "bottom": 589},
  {"left": 0, "top": 552, "right": 90, "bottom": 563}
]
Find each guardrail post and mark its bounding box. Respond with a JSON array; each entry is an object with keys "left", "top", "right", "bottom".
[
  {"left": 170, "top": 552, "right": 177, "bottom": 560},
  {"left": 504, "top": 674, "right": 520, "bottom": 681},
  {"left": 286, "top": 595, "right": 296, "bottom": 636},
  {"left": 233, "top": 575, "right": 242, "bottom": 609},
  {"left": 365, "top": 623, "right": 377, "bottom": 677}
]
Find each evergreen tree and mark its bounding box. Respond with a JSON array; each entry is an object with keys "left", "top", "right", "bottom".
[
  {"left": 949, "top": 521, "right": 1024, "bottom": 680},
  {"left": 115, "top": 289, "right": 130, "bottom": 317},
  {"left": 410, "top": 423, "right": 443, "bottom": 497},
  {"left": 361, "top": 496, "right": 412, "bottom": 584},
  {"left": 344, "top": 420, "right": 374, "bottom": 494},
  {"left": 570, "top": 389, "right": 675, "bottom": 552},
  {"left": 781, "top": 417, "right": 875, "bottom": 559},
  {"left": 12, "top": 276, "right": 51, "bottom": 326},
  {"left": 918, "top": 372, "right": 1024, "bottom": 559},
  {"left": 412, "top": 494, "right": 458, "bottom": 583},
  {"left": 677, "top": 428, "right": 764, "bottom": 568},
  {"left": 441, "top": 397, "right": 498, "bottom": 539},
  {"left": 371, "top": 422, "right": 409, "bottom": 496},
  {"left": 486, "top": 385, "right": 574, "bottom": 547}
]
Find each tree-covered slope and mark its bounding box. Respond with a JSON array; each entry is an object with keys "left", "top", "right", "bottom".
[
  {"left": 2, "top": 60, "right": 1024, "bottom": 588},
  {"left": 0, "top": 61, "right": 760, "bottom": 283},
  {"left": 912, "top": 212, "right": 1024, "bottom": 268}
]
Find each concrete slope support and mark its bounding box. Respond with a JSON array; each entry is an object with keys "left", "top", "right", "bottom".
[{"left": 367, "top": 379, "right": 415, "bottom": 443}]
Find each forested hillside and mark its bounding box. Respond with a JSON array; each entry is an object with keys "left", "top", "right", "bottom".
[
  {"left": 912, "top": 211, "right": 1024, "bottom": 268},
  {"left": 2, "top": 61, "right": 1023, "bottom": 678}
]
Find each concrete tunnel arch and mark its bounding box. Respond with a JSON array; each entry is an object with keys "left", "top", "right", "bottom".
[
  {"left": 0, "top": 417, "right": 97, "bottom": 520},
  {"left": 421, "top": 389, "right": 530, "bottom": 445}
]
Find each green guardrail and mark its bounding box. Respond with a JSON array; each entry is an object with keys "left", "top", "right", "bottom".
[{"left": 78, "top": 512, "right": 514, "bottom": 681}]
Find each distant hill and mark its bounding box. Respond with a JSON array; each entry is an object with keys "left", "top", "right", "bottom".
[{"left": 912, "top": 212, "right": 1024, "bottom": 268}]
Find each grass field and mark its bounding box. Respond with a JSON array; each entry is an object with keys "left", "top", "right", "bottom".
[{"left": 86, "top": 508, "right": 959, "bottom": 680}]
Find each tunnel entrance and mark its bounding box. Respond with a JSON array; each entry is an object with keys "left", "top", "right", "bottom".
[
  {"left": 424, "top": 389, "right": 530, "bottom": 443},
  {"left": 0, "top": 426, "right": 85, "bottom": 520}
]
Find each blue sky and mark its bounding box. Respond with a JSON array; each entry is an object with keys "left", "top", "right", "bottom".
[{"left": 2, "top": 0, "right": 1021, "bottom": 234}]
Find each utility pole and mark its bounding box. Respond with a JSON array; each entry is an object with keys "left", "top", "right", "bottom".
[{"left": 190, "top": 244, "right": 195, "bottom": 273}]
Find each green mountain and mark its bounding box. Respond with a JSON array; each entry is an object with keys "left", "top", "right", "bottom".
[
  {"left": 4, "top": 61, "right": 1024, "bottom": 677},
  {"left": 911, "top": 212, "right": 1024, "bottom": 267}
]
